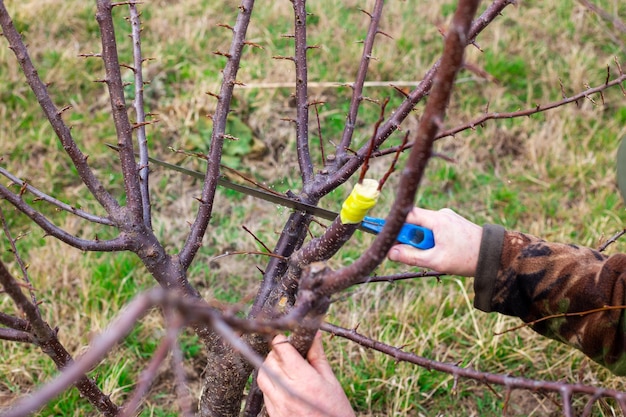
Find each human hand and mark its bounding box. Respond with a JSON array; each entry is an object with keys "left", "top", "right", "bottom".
[
  {"left": 388, "top": 207, "right": 482, "bottom": 276},
  {"left": 257, "top": 333, "right": 355, "bottom": 417}
]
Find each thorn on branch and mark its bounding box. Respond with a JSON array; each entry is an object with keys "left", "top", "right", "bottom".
[
  {"left": 229, "top": 80, "right": 246, "bottom": 87},
  {"left": 615, "top": 57, "right": 624, "bottom": 75},
  {"left": 360, "top": 8, "right": 372, "bottom": 18},
  {"left": 56, "top": 105, "right": 72, "bottom": 116},
  {"left": 470, "top": 40, "right": 483, "bottom": 51},
  {"left": 132, "top": 121, "right": 157, "bottom": 130},
  {"left": 223, "top": 134, "right": 239, "bottom": 141},
  {"left": 391, "top": 84, "right": 410, "bottom": 98},
  {"left": 120, "top": 63, "right": 136, "bottom": 73},
  {"left": 205, "top": 91, "right": 220, "bottom": 100},
  {"left": 362, "top": 96, "right": 380, "bottom": 104},
  {"left": 217, "top": 23, "right": 234, "bottom": 31},
  {"left": 378, "top": 131, "right": 409, "bottom": 190},
  {"left": 244, "top": 41, "right": 264, "bottom": 49},
  {"left": 272, "top": 55, "right": 295, "bottom": 62},
  {"left": 78, "top": 53, "right": 102, "bottom": 58},
  {"left": 376, "top": 30, "right": 393, "bottom": 39},
  {"left": 242, "top": 225, "right": 272, "bottom": 253},
  {"left": 306, "top": 44, "right": 321, "bottom": 51},
  {"left": 213, "top": 50, "right": 232, "bottom": 58}
]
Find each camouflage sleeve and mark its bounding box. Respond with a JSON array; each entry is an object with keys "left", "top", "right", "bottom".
[{"left": 474, "top": 224, "right": 626, "bottom": 375}]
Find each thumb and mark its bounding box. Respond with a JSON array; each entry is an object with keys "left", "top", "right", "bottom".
[{"left": 306, "top": 332, "right": 334, "bottom": 378}]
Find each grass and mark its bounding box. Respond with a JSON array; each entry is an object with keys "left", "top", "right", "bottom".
[{"left": 1, "top": 0, "right": 626, "bottom": 416}]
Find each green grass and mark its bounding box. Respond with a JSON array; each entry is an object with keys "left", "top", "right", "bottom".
[{"left": 1, "top": 0, "right": 626, "bottom": 416}]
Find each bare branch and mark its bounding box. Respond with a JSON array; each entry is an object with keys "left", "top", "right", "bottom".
[
  {"left": 0, "top": 183, "right": 131, "bottom": 252},
  {"left": 578, "top": 0, "right": 626, "bottom": 33},
  {"left": 317, "top": 0, "right": 516, "bottom": 199},
  {"left": 0, "top": 327, "right": 35, "bottom": 344},
  {"left": 322, "top": 322, "right": 626, "bottom": 409},
  {"left": 0, "top": 260, "right": 121, "bottom": 416},
  {"left": 0, "top": 0, "right": 120, "bottom": 215},
  {"left": 373, "top": 71, "right": 626, "bottom": 158},
  {"left": 292, "top": 0, "right": 314, "bottom": 185},
  {"left": 0, "top": 312, "right": 30, "bottom": 332},
  {"left": 0, "top": 205, "right": 41, "bottom": 313},
  {"left": 129, "top": 2, "right": 152, "bottom": 229},
  {"left": 0, "top": 167, "right": 115, "bottom": 226},
  {"left": 336, "top": 0, "right": 385, "bottom": 161},
  {"left": 314, "top": 0, "right": 481, "bottom": 295},
  {"left": 118, "top": 329, "right": 175, "bottom": 417},
  {"left": 96, "top": 0, "right": 144, "bottom": 222},
  {"left": 179, "top": 0, "right": 256, "bottom": 268},
  {"left": 598, "top": 229, "right": 626, "bottom": 252},
  {"left": 354, "top": 269, "right": 446, "bottom": 285}
]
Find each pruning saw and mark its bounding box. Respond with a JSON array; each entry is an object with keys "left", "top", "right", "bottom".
[{"left": 106, "top": 144, "right": 434, "bottom": 249}]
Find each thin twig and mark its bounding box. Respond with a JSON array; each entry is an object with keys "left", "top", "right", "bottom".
[
  {"left": 358, "top": 97, "right": 389, "bottom": 183},
  {"left": 0, "top": 205, "right": 40, "bottom": 313},
  {"left": 0, "top": 167, "right": 114, "bottom": 226},
  {"left": 321, "top": 322, "right": 626, "bottom": 408},
  {"left": 336, "top": 0, "right": 386, "bottom": 162},
  {"left": 598, "top": 228, "right": 626, "bottom": 252},
  {"left": 242, "top": 225, "right": 273, "bottom": 253},
  {"left": 129, "top": 1, "right": 152, "bottom": 229},
  {"left": 494, "top": 305, "right": 626, "bottom": 336},
  {"left": 373, "top": 71, "right": 626, "bottom": 158},
  {"left": 377, "top": 130, "right": 409, "bottom": 190}
]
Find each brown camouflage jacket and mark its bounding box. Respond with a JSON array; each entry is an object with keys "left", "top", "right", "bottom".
[{"left": 474, "top": 224, "right": 626, "bottom": 375}]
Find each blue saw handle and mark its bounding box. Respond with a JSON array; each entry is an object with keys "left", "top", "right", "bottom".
[
  {"left": 361, "top": 216, "right": 435, "bottom": 250},
  {"left": 397, "top": 222, "right": 435, "bottom": 249}
]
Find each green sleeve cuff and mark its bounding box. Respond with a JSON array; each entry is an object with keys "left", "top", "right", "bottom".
[{"left": 473, "top": 224, "right": 505, "bottom": 312}]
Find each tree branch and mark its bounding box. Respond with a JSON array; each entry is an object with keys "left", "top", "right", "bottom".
[
  {"left": 0, "top": 260, "right": 121, "bottom": 416},
  {"left": 317, "top": 0, "right": 515, "bottom": 199},
  {"left": 0, "top": 327, "right": 35, "bottom": 344},
  {"left": 0, "top": 167, "right": 114, "bottom": 226},
  {"left": 314, "top": 0, "right": 481, "bottom": 295},
  {"left": 321, "top": 322, "right": 626, "bottom": 413},
  {"left": 373, "top": 71, "right": 626, "bottom": 158},
  {"left": 96, "top": 0, "right": 144, "bottom": 223},
  {"left": 335, "top": 0, "right": 386, "bottom": 162},
  {"left": 0, "top": 183, "right": 131, "bottom": 252},
  {"left": 0, "top": 0, "right": 121, "bottom": 216},
  {"left": 179, "top": 0, "right": 256, "bottom": 269},
  {"left": 129, "top": 2, "right": 152, "bottom": 229},
  {"left": 0, "top": 204, "right": 41, "bottom": 312},
  {"left": 0, "top": 312, "right": 30, "bottom": 332},
  {"left": 292, "top": 0, "right": 314, "bottom": 185}
]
